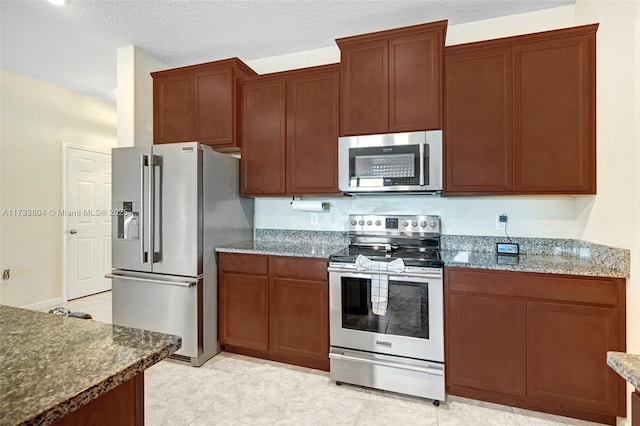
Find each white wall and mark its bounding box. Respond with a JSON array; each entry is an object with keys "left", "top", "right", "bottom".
[
  {"left": 0, "top": 69, "right": 117, "bottom": 307},
  {"left": 116, "top": 46, "right": 168, "bottom": 147},
  {"left": 570, "top": 0, "right": 640, "bottom": 413}
]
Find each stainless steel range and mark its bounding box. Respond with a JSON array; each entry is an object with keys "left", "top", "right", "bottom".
[{"left": 328, "top": 214, "right": 444, "bottom": 405}]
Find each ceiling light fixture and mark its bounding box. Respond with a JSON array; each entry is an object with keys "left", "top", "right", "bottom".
[{"left": 47, "top": 0, "right": 68, "bottom": 6}]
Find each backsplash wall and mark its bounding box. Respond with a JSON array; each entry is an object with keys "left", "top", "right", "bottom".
[{"left": 254, "top": 195, "right": 592, "bottom": 239}]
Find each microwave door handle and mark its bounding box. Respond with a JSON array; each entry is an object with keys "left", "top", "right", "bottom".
[
  {"left": 139, "top": 155, "right": 148, "bottom": 264},
  {"left": 419, "top": 143, "right": 425, "bottom": 186}
]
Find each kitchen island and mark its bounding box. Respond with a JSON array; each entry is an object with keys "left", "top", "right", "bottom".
[
  {"left": 608, "top": 352, "right": 640, "bottom": 426},
  {"left": 0, "top": 305, "right": 181, "bottom": 426}
]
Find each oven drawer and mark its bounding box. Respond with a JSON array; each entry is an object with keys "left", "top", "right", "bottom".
[{"left": 329, "top": 347, "right": 445, "bottom": 401}]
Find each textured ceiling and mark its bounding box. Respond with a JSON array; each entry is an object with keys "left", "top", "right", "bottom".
[{"left": 0, "top": 0, "right": 574, "bottom": 104}]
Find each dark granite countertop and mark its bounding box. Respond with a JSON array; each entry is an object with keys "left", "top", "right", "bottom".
[
  {"left": 0, "top": 305, "right": 181, "bottom": 426},
  {"left": 607, "top": 351, "right": 640, "bottom": 390},
  {"left": 215, "top": 240, "right": 347, "bottom": 259},
  {"left": 441, "top": 250, "right": 628, "bottom": 278}
]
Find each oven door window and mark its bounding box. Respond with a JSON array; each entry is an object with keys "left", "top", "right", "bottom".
[{"left": 340, "top": 276, "right": 429, "bottom": 339}]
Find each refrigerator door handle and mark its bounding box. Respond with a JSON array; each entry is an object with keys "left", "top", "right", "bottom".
[
  {"left": 148, "top": 154, "right": 157, "bottom": 263},
  {"left": 152, "top": 155, "right": 161, "bottom": 263},
  {"left": 140, "top": 154, "right": 148, "bottom": 264},
  {"left": 106, "top": 273, "right": 197, "bottom": 288}
]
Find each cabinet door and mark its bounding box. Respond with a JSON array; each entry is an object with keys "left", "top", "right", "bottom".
[
  {"left": 194, "top": 67, "right": 234, "bottom": 149},
  {"left": 447, "top": 293, "right": 527, "bottom": 396},
  {"left": 269, "top": 277, "right": 328, "bottom": 362},
  {"left": 526, "top": 301, "right": 619, "bottom": 414},
  {"left": 389, "top": 30, "right": 442, "bottom": 132},
  {"left": 340, "top": 39, "right": 389, "bottom": 136},
  {"left": 219, "top": 273, "right": 269, "bottom": 351},
  {"left": 239, "top": 79, "right": 286, "bottom": 195},
  {"left": 287, "top": 69, "right": 340, "bottom": 194},
  {"left": 514, "top": 34, "right": 595, "bottom": 193},
  {"left": 632, "top": 391, "right": 640, "bottom": 426},
  {"left": 444, "top": 46, "right": 513, "bottom": 193},
  {"left": 153, "top": 73, "right": 195, "bottom": 144}
]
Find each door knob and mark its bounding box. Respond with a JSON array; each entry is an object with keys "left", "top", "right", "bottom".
[{"left": 69, "top": 229, "right": 77, "bottom": 235}]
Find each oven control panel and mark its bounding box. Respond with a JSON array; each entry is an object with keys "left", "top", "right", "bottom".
[{"left": 348, "top": 214, "right": 440, "bottom": 234}]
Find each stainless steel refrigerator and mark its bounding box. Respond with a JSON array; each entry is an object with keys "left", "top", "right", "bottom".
[{"left": 109, "top": 142, "right": 253, "bottom": 366}]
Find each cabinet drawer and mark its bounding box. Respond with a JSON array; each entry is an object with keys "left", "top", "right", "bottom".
[
  {"left": 269, "top": 257, "right": 328, "bottom": 281},
  {"left": 219, "top": 253, "right": 267, "bottom": 275},
  {"left": 447, "top": 268, "right": 620, "bottom": 307}
]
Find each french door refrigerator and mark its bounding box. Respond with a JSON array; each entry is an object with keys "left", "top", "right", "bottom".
[{"left": 110, "top": 142, "right": 253, "bottom": 366}]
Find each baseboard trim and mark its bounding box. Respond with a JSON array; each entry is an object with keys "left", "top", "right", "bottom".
[{"left": 21, "top": 297, "right": 64, "bottom": 311}]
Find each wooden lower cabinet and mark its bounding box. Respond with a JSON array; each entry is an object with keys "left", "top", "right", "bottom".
[
  {"left": 632, "top": 391, "right": 640, "bottom": 426},
  {"left": 445, "top": 268, "right": 626, "bottom": 425},
  {"left": 447, "top": 293, "right": 526, "bottom": 396},
  {"left": 219, "top": 272, "right": 269, "bottom": 351},
  {"left": 218, "top": 253, "right": 329, "bottom": 371},
  {"left": 527, "top": 301, "right": 619, "bottom": 414},
  {"left": 54, "top": 374, "right": 144, "bottom": 426}
]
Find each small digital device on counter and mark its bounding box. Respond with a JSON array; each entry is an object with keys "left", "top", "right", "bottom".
[{"left": 496, "top": 242, "right": 519, "bottom": 255}]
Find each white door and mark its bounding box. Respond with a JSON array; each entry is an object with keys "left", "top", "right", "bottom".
[{"left": 64, "top": 145, "right": 112, "bottom": 300}]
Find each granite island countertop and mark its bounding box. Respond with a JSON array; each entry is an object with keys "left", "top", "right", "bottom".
[
  {"left": 607, "top": 351, "right": 640, "bottom": 390},
  {"left": 0, "top": 305, "right": 182, "bottom": 426}
]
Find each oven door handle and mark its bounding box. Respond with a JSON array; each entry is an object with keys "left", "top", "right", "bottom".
[
  {"left": 329, "top": 352, "right": 444, "bottom": 376},
  {"left": 327, "top": 268, "right": 442, "bottom": 280}
]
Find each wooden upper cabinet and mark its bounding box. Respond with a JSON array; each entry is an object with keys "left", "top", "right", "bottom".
[
  {"left": 239, "top": 64, "right": 341, "bottom": 196},
  {"left": 153, "top": 73, "right": 195, "bottom": 144},
  {"left": 445, "top": 46, "right": 513, "bottom": 192},
  {"left": 240, "top": 77, "right": 287, "bottom": 195},
  {"left": 152, "top": 58, "right": 256, "bottom": 150},
  {"left": 514, "top": 34, "right": 596, "bottom": 193},
  {"left": 339, "top": 39, "right": 389, "bottom": 135},
  {"left": 389, "top": 30, "right": 443, "bottom": 132},
  {"left": 337, "top": 20, "right": 447, "bottom": 136},
  {"left": 443, "top": 24, "right": 597, "bottom": 195},
  {"left": 287, "top": 68, "right": 340, "bottom": 194}
]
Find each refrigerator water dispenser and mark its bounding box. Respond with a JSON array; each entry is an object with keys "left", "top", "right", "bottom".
[{"left": 117, "top": 201, "right": 140, "bottom": 240}]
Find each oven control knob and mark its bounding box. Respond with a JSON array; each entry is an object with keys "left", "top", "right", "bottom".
[
  {"left": 402, "top": 221, "right": 409, "bottom": 227},
  {"left": 375, "top": 220, "right": 382, "bottom": 226},
  {"left": 420, "top": 221, "right": 427, "bottom": 228},
  {"left": 350, "top": 219, "right": 358, "bottom": 226},
  {"left": 429, "top": 220, "right": 437, "bottom": 228},
  {"left": 411, "top": 220, "right": 418, "bottom": 227},
  {"left": 358, "top": 220, "right": 365, "bottom": 226},
  {"left": 366, "top": 220, "right": 372, "bottom": 226}
]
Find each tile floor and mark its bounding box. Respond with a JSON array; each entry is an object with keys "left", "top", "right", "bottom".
[{"left": 44, "top": 292, "right": 623, "bottom": 426}]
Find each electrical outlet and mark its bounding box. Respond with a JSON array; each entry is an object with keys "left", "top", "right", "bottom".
[
  {"left": 496, "top": 214, "right": 508, "bottom": 231},
  {"left": 1, "top": 269, "right": 10, "bottom": 285},
  {"left": 310, "top": 213, "right": 319, "bottom": 226}
]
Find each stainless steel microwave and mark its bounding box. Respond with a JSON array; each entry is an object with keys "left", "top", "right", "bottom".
[{"left": 338, "top": 130, "right": 443, "bottom": 194}]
